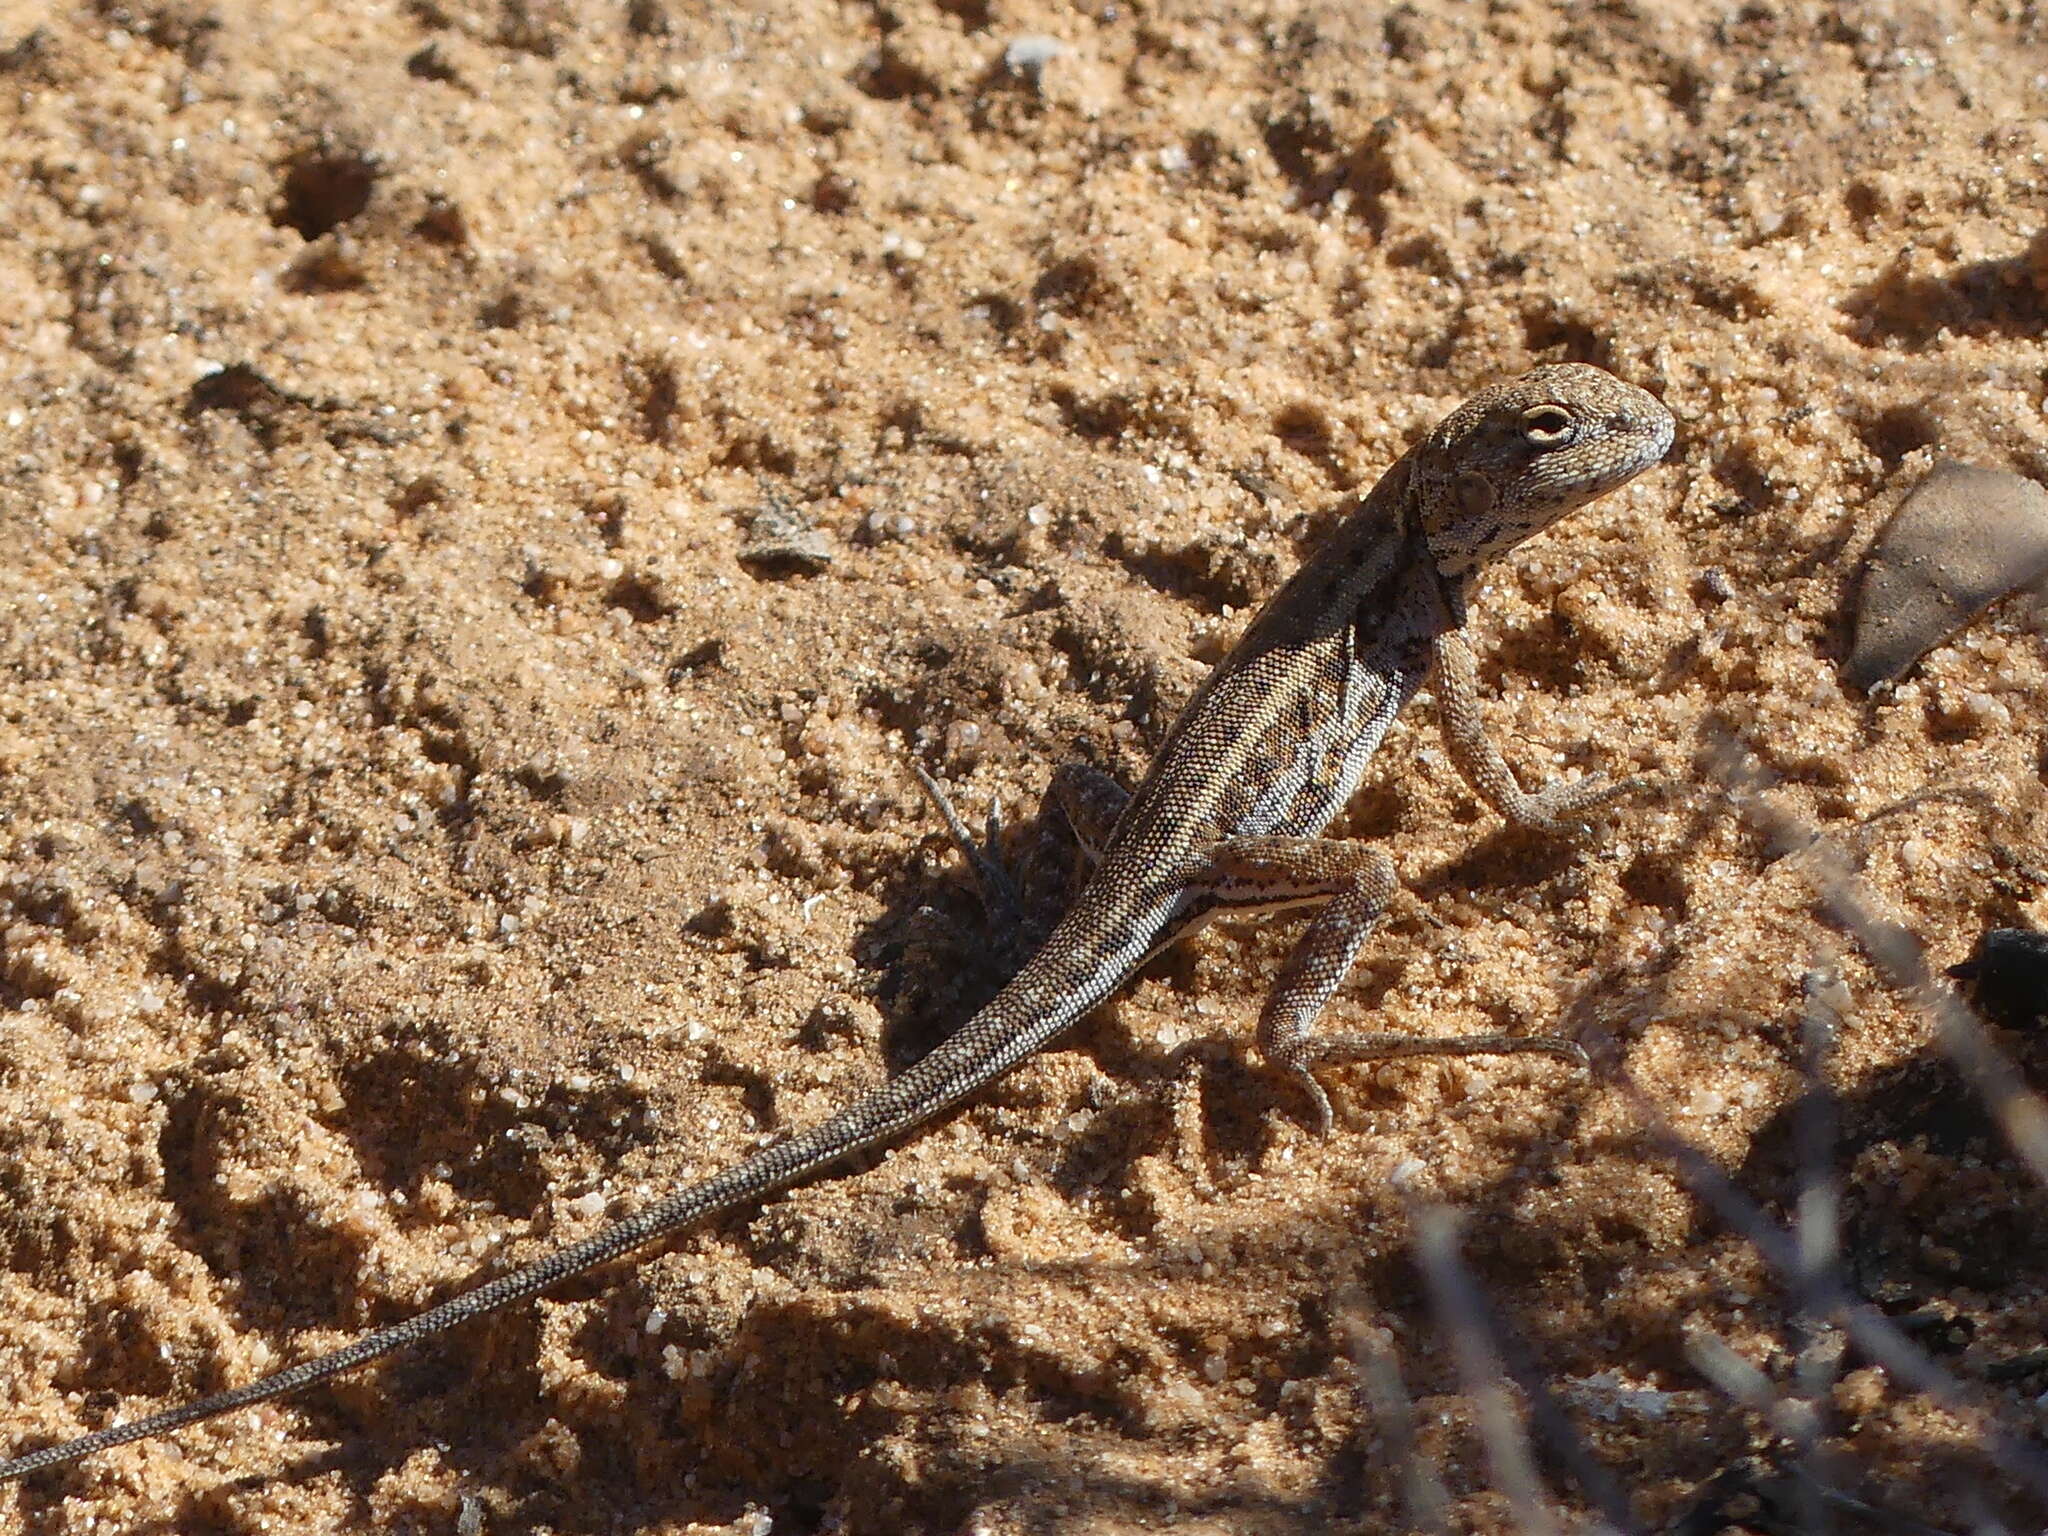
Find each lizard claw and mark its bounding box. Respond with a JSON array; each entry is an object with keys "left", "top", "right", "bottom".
[
  {"left": 1292, "top": 1068, "right": 1339, "bottom": 1138},
  {"left": 1516, "top": 772, "right": 1659, "bottom": 837},
  {"left": 1279, "top": 1033, "right": 1590, "bottom": 1136}
]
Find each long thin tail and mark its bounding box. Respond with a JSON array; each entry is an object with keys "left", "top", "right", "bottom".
[{"left": 0, "top": 902, "right": 1152, "bottom": 1482}]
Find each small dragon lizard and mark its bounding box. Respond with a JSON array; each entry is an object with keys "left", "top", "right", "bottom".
[{"left": 0, "top": 362, "right": 1675, "bottom": 1482}]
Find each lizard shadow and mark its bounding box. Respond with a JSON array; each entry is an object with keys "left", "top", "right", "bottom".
[
  {"left": 152, "top": 811, "right": 2023, "bottom": 1527},
  {"left": 59, "top": 761, "right": 1971, "bottom": 1531},
  {"left": 855, "top": 769, "right": 1091, "bottom": 1071}
]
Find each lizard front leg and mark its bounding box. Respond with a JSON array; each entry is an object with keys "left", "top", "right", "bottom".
[
  {"left": 1433, "top": 630, "right": 1647, "bottom": 835},
  {"left": 1195, "top": 836, "right": 1586, "bottom": 1133}
]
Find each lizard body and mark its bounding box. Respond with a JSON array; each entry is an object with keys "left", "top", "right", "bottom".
[{"left": 0, "top": 362, "right": 1674, "bottom": 1483}]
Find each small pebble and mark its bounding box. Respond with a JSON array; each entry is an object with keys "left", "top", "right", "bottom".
[
  {"left": 738, "top": 500, "right": 834, "bottom": 575},
  {"left": 1960, "top": 690, "right": 2012, "bottom": 731},
  {"left": 1003, "top": 34, "right": 1064, "bottom": 81}
]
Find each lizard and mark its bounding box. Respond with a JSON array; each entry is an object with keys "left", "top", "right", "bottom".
[{"left": 0, "top": 361, "right": 1676, "bottom": 1484}]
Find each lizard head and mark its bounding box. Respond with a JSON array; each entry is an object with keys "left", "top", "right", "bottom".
[{"left": 1416, "top": 363, "right": 1674, "bottom": 579}]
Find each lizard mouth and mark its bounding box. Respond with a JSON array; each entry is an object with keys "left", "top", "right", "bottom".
[
  {"left": 1611, "top": 392, "right": 1679, "bottom": 475},
  {"left": 1559, "top": 397, "right": 1674, "bottom": 509}
]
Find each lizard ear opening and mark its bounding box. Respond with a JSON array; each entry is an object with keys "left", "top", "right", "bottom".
[{"left": 1454, "top": 470, "right": 1496, "bottom": 520}]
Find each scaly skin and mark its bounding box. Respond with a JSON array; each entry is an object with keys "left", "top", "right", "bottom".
[{"left": 0, "top": 363, "right": 1674, "bottom": 1484}]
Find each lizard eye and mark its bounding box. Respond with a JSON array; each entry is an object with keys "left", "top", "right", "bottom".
[{"left": 1520, "top": 404, "right": 1577, "bottom": 446}]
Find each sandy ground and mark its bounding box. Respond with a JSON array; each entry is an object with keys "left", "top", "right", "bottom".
[{"left": 3, "top": 0, "right": 2047, "bottom": 1531}]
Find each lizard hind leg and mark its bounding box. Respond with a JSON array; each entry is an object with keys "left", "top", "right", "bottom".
[
  {"left": 910, "top": 760, "right": 1026, "bottom": 931},
  {"left": 1197, "top": 835, "right": 1586, "bottom": 1134},
  {"left": 1049, "top": 762, "right": 1130, "bottom": 861},
  {"left": 911, "top": 760, "right": 1129, "bottom": 959}
]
